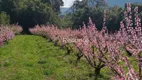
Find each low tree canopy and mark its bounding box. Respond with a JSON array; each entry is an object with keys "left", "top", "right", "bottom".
[{"left": 0, "top": 0, "right": 63, "bottom": 32}]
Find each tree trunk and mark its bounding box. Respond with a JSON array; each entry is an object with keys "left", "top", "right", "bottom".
[
  {"left": 76, "top": 53, "right": 83, "bottom": 64},
  {"left": 139, "top": 54, "right": 142, "bottom": 80},
  {"left": 60, "top": 45, "right": 63, "bottom": 49},
  {"left": 63, "top": 48, "right": 71, "bottom": 57},
  {"left": 54, "top": 40, "right": 59, "bottom": 46},
  {"left": 94, "top": 68, "right": 101, "bottom": 80},
  {"left": 65, "top": 47, "right": 71, "bottom": 55},
  {"left": 54, "top": 41, "right": 57, "bottom": 46}
]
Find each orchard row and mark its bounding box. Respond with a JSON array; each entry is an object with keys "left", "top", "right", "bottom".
[
  {"left": 30, "top": 3, "right": 142, "bottom": 80},
  {"left": 0, "top": 24, "right": 22, "bottom": 46}
]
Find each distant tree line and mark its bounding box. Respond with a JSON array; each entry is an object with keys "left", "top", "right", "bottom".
[{"left": 62, "top": 0, "right": 142, "bottom": 32}]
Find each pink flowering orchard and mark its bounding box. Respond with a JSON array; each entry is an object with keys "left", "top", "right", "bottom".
[
  {"left": 30, "top": 25, "right": 83, "bottom": 61},
  {"left": 30, "top": 18, "right": 123, "bottom": 80},
  {"left": 29, "top": 2, "right": 142, "bottom": 80},
  {"left": 9, "top": 24, "right": 23, "bottom": 34},
  {"left": 0, "top": 25, "right": 23, "bottom": 46},
  {"left": 0, "top": 27, "right": 14, "bottom": 46},
  {"left": 115, "top": 3, "right": 142, "bottom": 80}
]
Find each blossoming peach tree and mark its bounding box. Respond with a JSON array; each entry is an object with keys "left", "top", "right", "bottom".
[
  {"left": 29, "top": 2, "right": 142, "bottom": 80},
  {"left": 0, "top": 25, "right": 22, "bottom": 46},
  {"left": 105, "top": 3, "right": 141, "bottom": 80}
]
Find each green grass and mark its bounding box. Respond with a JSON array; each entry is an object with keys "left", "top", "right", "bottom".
[{"left": 0, "top": 35, "right": 110, "bottom": 80}]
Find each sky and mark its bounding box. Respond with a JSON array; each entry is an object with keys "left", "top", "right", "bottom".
[
  {"left": 62, "top": 0, "right": 141, "bottom": 8},
  {"left": 62, "top": 0, "right": 82, "bottom": 8}
]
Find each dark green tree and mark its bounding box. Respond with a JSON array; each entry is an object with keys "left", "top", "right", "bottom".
[
  {"left": 106, "top": 6, "right": 124, "bottom": 31},
  {"left": 71, "top": 6, "right": 104, "bottom": 29},
  {"left": 41, "top": 0, "right": 64, "bottom": 13},
  {"left": 70, "top": 5, "right": 124, "bottom": 31},
  {"left": 71, "top": 0, "right": 107, "bottom": 12},
  {"left": 0, "top": 12, "right": 10, "bottom": 25},
  {"left": 0, "top": 0, "right": 62, "bottom": 32}
]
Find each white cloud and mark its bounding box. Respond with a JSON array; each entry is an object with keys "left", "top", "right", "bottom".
[{"left": 62, "top": 0, "right": 82, "bottom": 8}]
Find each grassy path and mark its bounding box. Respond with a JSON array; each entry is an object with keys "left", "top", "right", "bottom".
[{"left": 0, "top": 35, "right": 100, "bottom": 80}]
